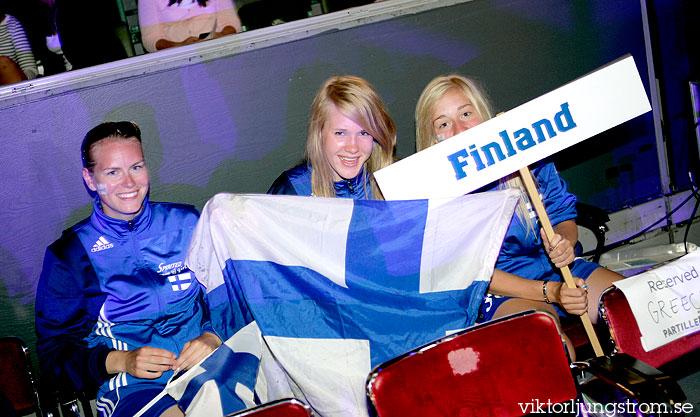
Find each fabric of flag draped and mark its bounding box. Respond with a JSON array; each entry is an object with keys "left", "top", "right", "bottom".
[{"left": 150, "top": 191, "right": 518, "bottom": 417}]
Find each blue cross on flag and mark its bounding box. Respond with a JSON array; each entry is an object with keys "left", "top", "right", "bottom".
[
  {"left": 159, "top": 191, "right": 517, "bottom": 417},
  {"left": 168, "top": 272, "right": 192, "bottom": 291}
]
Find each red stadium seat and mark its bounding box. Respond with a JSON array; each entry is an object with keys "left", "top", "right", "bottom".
[
  {"left": 0, "top": 336, "right": 44, "bottom": 416},
  {"left": 366, "top": 311, "right": 577, "bottom": 417},
  {"left": 600, "top": 285, "right": 700, "bottom": 369},
  {"left": 569, "top": 285, "right": 693, "bottom": 411},
  {"left": 226, "top": 398, "right": 312, "bottom": 417}
]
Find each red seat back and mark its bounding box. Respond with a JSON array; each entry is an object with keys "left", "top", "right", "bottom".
[
  {"left": 367, "top": 311, "right": 577, "bottom": 417},
  {"left": 226, "top": 398, "right": 311, "bottom": 417},
  {"left": 601, "top": 286, "right": 700, "bottom": 369},
  {"left": 0, "top": 337, "right": 41, "bottom": 415}
]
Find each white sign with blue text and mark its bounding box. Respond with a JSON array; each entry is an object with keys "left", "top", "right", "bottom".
[
  {"left": 375, "top": 55, "right": 652, "bottom": 200},
  {"left": 614, "top": 250, "right": 700, "bottom": 351}
]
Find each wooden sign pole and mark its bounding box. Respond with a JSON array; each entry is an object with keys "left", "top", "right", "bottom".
[{"left": 518, "top": 167, "right": 605, "bottom": 357}]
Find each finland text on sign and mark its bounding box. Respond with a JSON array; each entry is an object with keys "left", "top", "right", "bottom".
[
  {"left": 614, "top": 250, "right": 700, "bottom": 352},
  {"left": 375, "top": 55, "right": 651, "bottom": 200}
]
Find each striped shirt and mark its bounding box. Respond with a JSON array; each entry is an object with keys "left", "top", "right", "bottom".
[{"left": 0, "top": 14, "right": 38, "bottom": 79}]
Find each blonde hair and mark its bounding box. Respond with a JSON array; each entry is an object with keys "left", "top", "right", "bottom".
[
  {"left": 415, "top": 74, "right": 493, "bottom": 152},
  {"left": 306, "top": 76, "right": 396, "bottom": 199},
  {"left": 415, "top": 74, "right": 536, "bottom": 235}
]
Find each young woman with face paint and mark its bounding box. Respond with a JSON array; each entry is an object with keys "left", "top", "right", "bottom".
[
  {"left": 36, "top": 122, "right": 221, "bottom": 417},
  {"left": 268, "top": 75, "right": 396, "bottom": 199},
  {"left": 415, "top": 75, "right": 624, "bottom": 356}
]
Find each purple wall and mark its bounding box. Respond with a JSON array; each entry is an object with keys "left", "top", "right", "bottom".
[{"left": 0, "top": 0, "right": 680, "bottom": 380}]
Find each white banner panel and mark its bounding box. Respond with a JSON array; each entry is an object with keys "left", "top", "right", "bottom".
[
  {"left": 375, "top": 55, "right": 651, "bottom": 200},
  {"left": 614, "top": 250, "right": 700, "bottom": 351}
]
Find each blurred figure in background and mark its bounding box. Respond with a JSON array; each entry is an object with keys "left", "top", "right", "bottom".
[
  {"left": 0, "top": 9, "right": 38, "bottom": 85},
  {"left": 54, "top": 0, "right": 128, "bottom": 69},
  {"left": 39, "top": 0, "right": 72, "bottom": 72},
  {"left": 7, "top": 0, "right": 69, "bottom": 76},
  {"left": 139, "top": 0, "right": 241, "bottom": 53}
]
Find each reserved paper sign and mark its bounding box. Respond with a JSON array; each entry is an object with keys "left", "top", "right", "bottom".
[
  {"left": 614, "top": 250, "right": 700, "bottom": 351},
  {"left": 375, "top": 55, "right": 652, "bottom": 200}
]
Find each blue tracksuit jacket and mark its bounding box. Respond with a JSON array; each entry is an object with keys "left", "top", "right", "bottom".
[
  {"left": 486, "top": 162, "right": 598, "bottom": 282},
  {"left": 267, "top": 163, "right": 372, "bottom": 199},
  {"left": 35, "top": 196, "right": 213, "bottom": 415}
]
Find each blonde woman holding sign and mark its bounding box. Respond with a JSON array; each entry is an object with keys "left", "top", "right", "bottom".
[{"left": 415, "top": 74, "right": 623, "bottom": 333}]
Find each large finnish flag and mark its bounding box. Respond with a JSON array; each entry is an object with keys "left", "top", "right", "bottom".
[{"left": 174, "top": 191, "right": 518, "bottom": 416}]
